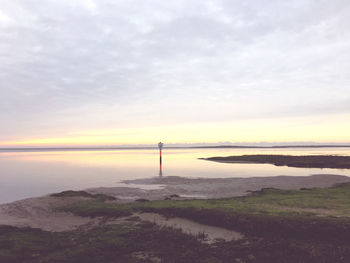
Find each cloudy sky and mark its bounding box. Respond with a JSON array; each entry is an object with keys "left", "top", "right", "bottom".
[{"left": 0, "top": 0, "right": 349, "bottom": 146}]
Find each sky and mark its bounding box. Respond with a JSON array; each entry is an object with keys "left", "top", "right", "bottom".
[{"left": 0, "top": 0, "right": 349, "bottom": 146}]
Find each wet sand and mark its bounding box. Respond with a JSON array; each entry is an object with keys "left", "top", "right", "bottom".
[
  {"left": 0, "top": 195, "right": 102, "bottom": 231},
  {"left": 89, "top": 174, "right": 350, "bottom": 200}
]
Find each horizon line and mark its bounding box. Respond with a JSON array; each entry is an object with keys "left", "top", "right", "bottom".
[{"left": 1, "top": 144, "right": 350, "bottom": 152}]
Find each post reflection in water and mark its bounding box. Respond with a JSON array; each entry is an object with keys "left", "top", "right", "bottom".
[{"left": 158, "top": 142, "right": 164, "bottom": 177}]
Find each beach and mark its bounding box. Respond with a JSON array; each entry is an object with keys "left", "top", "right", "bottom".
[{"left": 1, "top": 173, "right": 349, "bottom": 231}]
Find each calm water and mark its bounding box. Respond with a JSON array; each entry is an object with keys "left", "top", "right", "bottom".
[{"left": 1, "top": 147, "right": 350, "bottom": 204}]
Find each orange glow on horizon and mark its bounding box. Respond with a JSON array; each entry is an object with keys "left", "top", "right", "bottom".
[{"left": 1, "top": 114, "right": 350, "bottom": 147}]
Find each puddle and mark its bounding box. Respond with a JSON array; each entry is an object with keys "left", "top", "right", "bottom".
[
  {"left": 115, "top": 183, "right": 166, "bottom": 190},
  {"left": 137, "top": 212, "right": 243, "bottom": 244}
]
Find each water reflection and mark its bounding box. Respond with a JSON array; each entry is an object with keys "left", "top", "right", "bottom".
[
  {"left": 0, "top": 147, "right": 350, "bottom": 203},
  {"left": 159, "top": 142, "right": 163, "bottom": 177}
]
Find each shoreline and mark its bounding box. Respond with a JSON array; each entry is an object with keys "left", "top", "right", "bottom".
[{"left": 1, "top": 173, "right": 350, "bottom": 231}]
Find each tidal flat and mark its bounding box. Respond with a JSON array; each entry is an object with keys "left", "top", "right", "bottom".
[{"left": 2, "top": 176, "right": 350, "bottom": 262}]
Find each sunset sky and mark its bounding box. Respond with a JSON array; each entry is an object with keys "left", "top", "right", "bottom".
[{"left": 0, "top": 0, "right": 349, "bottom": 147}]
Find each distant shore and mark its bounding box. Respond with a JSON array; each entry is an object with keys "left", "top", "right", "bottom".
[
  {"left": 1, "top": 144, "right": 350, "bottom": 152},
  {"left": 203, "top": 154, "right": 350, "bottom": 169}
]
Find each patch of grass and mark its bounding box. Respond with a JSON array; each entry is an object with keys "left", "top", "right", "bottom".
[
  {"left": 243, "top": 183, "right": 350, "bottom": 214},
  {"left": 60, "top": 200, "right": 132, "bottom": 218},
  {"left": 2, "top": 221, "right": 350, "bottom": 262},
  {"left": 0, "top": 224, "right": 138, "bottom": 263},
  {"left": 0, "top": 223, "right": 227, "bottom": 263},
  {"left": 0, "top": 225, "right": 67, "bottom": 263},
  {"left": 51, "top": 190, "right": 116, "bottom": 201}
]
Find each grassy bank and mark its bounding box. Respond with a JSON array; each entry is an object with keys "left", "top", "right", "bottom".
[
  {"left": 61, "top": 182, "right": 350, "bottom": 218},
  {"left": 59, "top": 183, "right": 350, "bottom": 242},
  {"left": 203, "top": 154, "right": 350, "bottom": 168},
  {"left": 3, "top": 183, "right": 350, "bottom": 262}
]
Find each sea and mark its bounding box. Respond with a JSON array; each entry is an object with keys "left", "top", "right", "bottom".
[{"left": 0, "top": 147, "right": 350, "bottom": 204}]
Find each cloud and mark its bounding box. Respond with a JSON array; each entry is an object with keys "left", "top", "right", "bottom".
[
  {"left": 0, "top": 0, "right": 349, "bottom": 142},
  {"left": 0, "top": 10, "right": 13, "bottom": 27}
]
